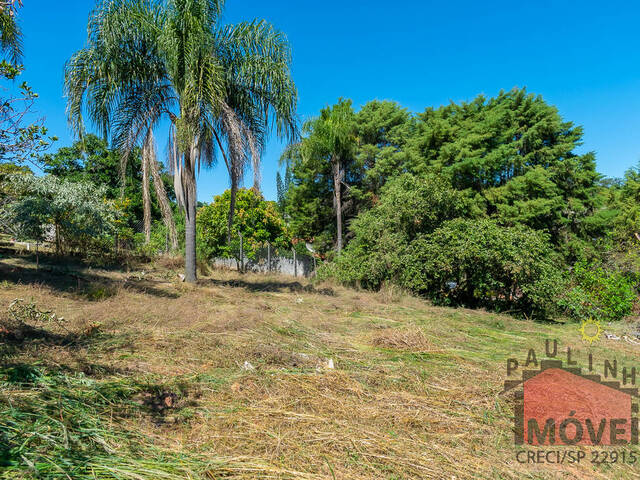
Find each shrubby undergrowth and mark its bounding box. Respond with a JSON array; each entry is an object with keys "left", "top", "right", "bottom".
[{"left": 558, "top": 261, "right": 638, "bottom": 323}]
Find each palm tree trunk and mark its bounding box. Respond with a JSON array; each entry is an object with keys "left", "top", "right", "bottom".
[
  {"left": 182, "top": 152, "right": 198, "bottom": 283},
  {"left": 183, "top": 176, "right": 197, "bottom": 282},
  {"left": 333, "top": 158, "right": 343, "bottom": 252},
  {"left": 142, "top": 147, "right": 151, "bottom": 244},
  {"left": 171, "top": 132, "right": 198, "bottom": 283},
  {"left": 227, "top": 174, "right": 238, "bottom": 245},
  {"left": 184, "top": 191, "right": 197, "bottom": 282}
]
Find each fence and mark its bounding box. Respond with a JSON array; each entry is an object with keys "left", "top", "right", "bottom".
[
  {"left": 211, "top": 240, "right": 317, "bottom": 278},
  {"left": 1, "top": 219, "right": 319, "bottom": 278}
]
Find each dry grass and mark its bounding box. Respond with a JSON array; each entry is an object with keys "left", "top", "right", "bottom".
[
  {"left": 2, "top": 252, "right": 640, "bottom": 479},
  {"left": 372, "top": 327, "right": 436, "bottom": 352}
]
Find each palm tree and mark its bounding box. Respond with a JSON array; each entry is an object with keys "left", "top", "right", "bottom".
[
  {"left": 65, "top": 0, "right": 298, "bottom": 282},
  {"left": 0, "top": 0, "right": 23, "bottom": 64},
  {"left": 292, "top": 99, "right": 356, "bottom": 252}
]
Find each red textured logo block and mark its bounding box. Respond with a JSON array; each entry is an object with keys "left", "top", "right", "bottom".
[{"left": 524, "top": 368, "right": 633, "bottom": 446}]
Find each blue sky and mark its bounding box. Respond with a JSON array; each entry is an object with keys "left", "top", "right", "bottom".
[{"left": 17, "top": 0, "right": 640, "bottom": 202}]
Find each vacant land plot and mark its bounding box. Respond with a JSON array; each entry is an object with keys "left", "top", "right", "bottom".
[{"left": 1, "top": 253, "right": 640, "bottom": 479}]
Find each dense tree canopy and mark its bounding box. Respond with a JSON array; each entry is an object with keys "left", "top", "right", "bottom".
[
  {"left": 406, "top": 89, "right": 601, "bottom": 257},
  {"left": 287, "top": 89, "right": 604, "bottom": 258},
  {"left": 284, "top": 99, "right": 411, "bottom": 253},
  {"left": 289, "top": 88, "right": 639, "bottom": 319}
]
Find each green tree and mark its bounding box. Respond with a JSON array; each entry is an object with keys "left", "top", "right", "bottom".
[
  {"left": 614, "top": 163, "right": 640, "bottom": 242},
  {"left": 402, "top": 219, "right": 562, "bottom": 318},
  {"left": 285, "top": 100, "right": 412, "bottom": 253},
  {"left": 352, "top": 100, "right": 412, "bottom": 198},
  {"left": 288, "top": 99, "right": 357, "bottom": 252},
  {"left": 275, "top": 163, "right": 292, "bottom": 216},
  {"left": 41, "top": 134, "right": 178, "bottom": 248},
  {"left": 65, "top": 0, "right": 298, "bottom": 282},
  {"left": 324, "top": 173, "right": 472, "bottom": 289},
  {"left": 198, "top": 188, "right": 289, "bottom": 260},
  {"left": 3, "top": 174, "right": 117, "bottom": 254},
  {"left": 0, "top": 161, "right": 29, "bottom": 230},
  {"left": 313, "top": 90, "right": 617, "bottom": 319},
  {"left": 406, "top": 88, "right": 600, "bottom": 254}
]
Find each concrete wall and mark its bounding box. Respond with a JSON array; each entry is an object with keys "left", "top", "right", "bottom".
[{"left": 212, "top": 255, "right": 315, "bottom": 278}]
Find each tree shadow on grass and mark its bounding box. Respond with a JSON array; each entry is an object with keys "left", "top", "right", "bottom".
[
  {"left": 203, "top": 277, "right": 335, "bottom": 296},
  {"left": 0, "top": 321, "right": 132, "bottom": 377},
  {"left": 0, "top": 259, "right": 180, "bottom": 299}
]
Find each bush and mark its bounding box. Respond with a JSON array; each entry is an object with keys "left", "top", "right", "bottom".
[
  {"left": 325, "top": 176, "right": 565, "bottom": 318},
  {"left": 322, "top": 173, "right": 473, "bottom": 289},
  {"left": 399, "top": 219, "right": 562, "bottom": 318},
  {"left": 3, "top": 174, "right": 117, "bottom": 254},
  {"left": 197, "top": 188, "right": 290, "bottom": 260},
  {"left": 558, "top": 261, "right": 638, "bottom": 322}
]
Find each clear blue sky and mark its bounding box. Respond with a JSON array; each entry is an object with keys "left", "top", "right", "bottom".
[{"left": 17, "top": 0, "right": 640, "bottom": 202}]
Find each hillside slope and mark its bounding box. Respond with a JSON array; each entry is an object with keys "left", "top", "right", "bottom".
[{"left": 1, "top": 253, "right": 639, "bottom": 479}]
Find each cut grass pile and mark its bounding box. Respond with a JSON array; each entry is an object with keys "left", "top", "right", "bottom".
[{"left": 1, "top": 252, "right": 640, "bottom": 479}]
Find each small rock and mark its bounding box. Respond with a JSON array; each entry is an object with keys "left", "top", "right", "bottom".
[
  {"left": 295, "top": 297, "right": 303, "bottom": 304},
  {"left": 178, "top": 274, "right": 185, "bottom": 282},
  {"left": 242, "top": 361, "right": 255, "bottom": 371}
]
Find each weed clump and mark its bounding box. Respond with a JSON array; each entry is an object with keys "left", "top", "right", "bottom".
[{"left": 0, "top": 299, "right": 66, "bottom": 341}]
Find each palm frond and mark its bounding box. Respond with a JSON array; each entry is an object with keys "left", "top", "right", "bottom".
[{"left": 0, "top": 5, "right": 22, "bottom": 64}]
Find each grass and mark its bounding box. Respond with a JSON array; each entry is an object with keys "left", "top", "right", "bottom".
[{"left": 2, "top": 251, "right": 640, "bottom": 479}]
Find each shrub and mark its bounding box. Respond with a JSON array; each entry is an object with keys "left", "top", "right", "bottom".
[
  {"left": 558, "top": 261, "right": 638, "bottom": 322},
  {"left": 399, "top": 218, "right": 562, "bottom": 318},
  {"left": 2, "top": 175, "right": 117, "bottom": 254},
  {"left": 197, "top": 188, "right": 290, "bottom": 260},
  {"left": 323, "top": 173, "right": 472, "bottom": 289}
]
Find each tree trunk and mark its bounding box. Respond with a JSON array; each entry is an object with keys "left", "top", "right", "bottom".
[
  {"left": 142, "top": 146, "right": 151, "bottom": 244},
  {"left": 227, "top": 174, "right": 238, "bottom": 245},
  {"left": 173, "top": 137, "right": 198, "bottom": 283},
  {"left": 55, "top": 223, "right": 60, "bottom": 255},
  {"left": 183, "top": 168, "right": 197, "bottom": 283},
  {"left": 146, "top": 130, "right": 178, "bottom": 250},
  {"left": 333, "top": 158, "right": 343, "bottom": 252}
]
